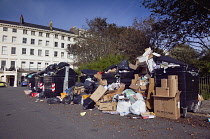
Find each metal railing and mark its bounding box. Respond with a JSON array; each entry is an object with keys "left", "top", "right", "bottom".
[{"left": 199, "top": 76, "right": 210, "bottom": 100}]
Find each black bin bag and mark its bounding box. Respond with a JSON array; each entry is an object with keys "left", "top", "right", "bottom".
[{"left": 82, "top": 97, "right": 95, "bottom": 110}]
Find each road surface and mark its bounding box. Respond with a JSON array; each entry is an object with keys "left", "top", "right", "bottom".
[{"left": 0, "top": 87, "right": 209, "bottom": 139}]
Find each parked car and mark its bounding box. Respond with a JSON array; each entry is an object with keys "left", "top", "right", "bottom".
[
  {"left": 21, "top": 81, "right": 28, "bottom": 86},
  {"left": 0, "top": 82, "right": 7, "bottom": 87}
]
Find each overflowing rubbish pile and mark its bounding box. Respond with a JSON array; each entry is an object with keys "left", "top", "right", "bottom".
[{"left": 24, "top": 47, "right": 201, "bottom": 120}]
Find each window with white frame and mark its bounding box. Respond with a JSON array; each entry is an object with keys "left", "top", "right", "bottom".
[
  {"left": 12, "top": 36, "right": 16, "bottom": 43},
  {"left": 68, "top": 37, "right": 71, "bottom": 41},
  {"left": 22, "top": 48, "right": 26, "bottom": 54},
  {"left": 46, "top": 33, "right": 50, "bottom": 38},
  {"left": 61, "top": 36, "right": 65, "bottom": 40},
  {"left": 1, "top": 60, "right": 6, "bottom": 70},
  {"left": 54, "top": 42, "right": 58, "bottom": 47},
  {"left": 61, "top": 52, "right": 64, "bottom": 58},
  {"left": 23, "top": 29, "right": 27, "bottom": 34},
  {"left": 11, "top": 61, "right": 15, "bottom": 68},
  {"left": 2, "top": 35, "right": 7, "bottom": 42},
  {"left": 37, "top": 62, "right": 41, "bottom": 69},
  {"left": 31, "top": 39, "right": 35, "bottom": 45},
  {"left": 21, "top": 61, "right": 26, "bottom": 69},
  {"left": 30, "top": 49, "right": 34, "bottom": 55},
  {"left": 2, "top": 46, "right": 7, "bottom": 54},
  {"left": 67, "top": 53, "right": 70, "bottom": 58},
  {"left": 22, "top": 38, "right": 27, "bottom": 44},
  {"left": 38, "top": 40, "right": 42, "bottom": 45},
  {"left": 45, "top": 50, "right": 49, "bottom": 56},
  {"left": 61, "top": 43, "right": 64, "bottom": 48},
  {"left": 38, "top": 49, "right": 42, "bottom": 56},
  {"left": 31, "top": 31, "right": 35, "bottom": 35},
  {"left": 54, "top": 51, "right": 58, "bottom": 57},
  {"left": 46, "top": 41, "right": 49, "bottom": 46},
  {"left": 29, "top": 62, "right": 34, "bottom": 69},
  {"left": 45, "top": 62, "right": 49, "bottom": 67},
  {"left": 11, "top": 47, "right": 16, "bottom": 54},
  {"left": 3, "top": 27, "right": 8, "bottom": 31},
  {"left": 39, "top": 32, "right": 43, "bottom": 36},
  {"left": 12, "top": 28, "right": 17, "bottom": 33},
  {"left": 55, "top": 34, "right": 58, "bottom": 39}
]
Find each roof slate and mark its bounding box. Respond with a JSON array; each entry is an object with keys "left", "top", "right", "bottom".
[{"left": 0, "top": 19, "right": 75, "bottom": 34}]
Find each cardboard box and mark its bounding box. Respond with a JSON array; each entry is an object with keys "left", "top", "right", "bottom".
[
  {"left": 90, "top": 85, "right": 107, "bottom": 102},
  {"left": 99, "top": 102, "right": 117, "bottom": 111},
  {"left": 129, "top": 84, "right": 147, "bottom": 93},
  {"left": 153, "top": 91, "right": 181, "bottom": 120},
  {"left": 168, "top": 75, "right": 178, "bottom": 80},
  {"left": 100, "top": 95, "right": 112, "bottom": 102},
  {"left": 155, "top": 87, "right": 169, "bottom": 96},
  {"left": 131, "top": 79, "right": 137, "bottom": 85},
  {"left": 161, "top": 79, "right": 168, "bottom": 88},
  {"left": 168, "top": 75, "right": 178, "bottom": 97}
]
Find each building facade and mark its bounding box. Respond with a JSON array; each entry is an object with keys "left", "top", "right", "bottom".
[{"left": 0, "top": 16, "right": 78, "bottom": 87}]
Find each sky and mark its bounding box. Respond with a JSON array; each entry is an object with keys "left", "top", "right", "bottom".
[{"left": 0, "top": 0, "right": 151, "bottom": 30}]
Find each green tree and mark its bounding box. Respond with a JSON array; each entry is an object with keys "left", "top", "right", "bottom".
[
  {"left": 197, "top": 50, "right": 210, "bottom": 75},
  {"left": 67, "top": 17, "right": 158, "bottom": 65},
  {"left": 141, "top": 0, "right": 210, "bottom": 51},
  {"left": 76, "top": 54, "right": 125, "bottom": 73},
  {"left": 169, "top": 44, "right": 200, "bottom": 66}
]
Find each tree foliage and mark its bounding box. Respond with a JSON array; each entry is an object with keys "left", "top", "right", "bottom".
[
  {"left": 169, "top": 44, "right": 200, "bottom": 66},
  {"left": 141, "top": 0, "right": 210, "bottom": 51},
  {"left": 196, "top": 50, "right": 210, "bottom": 75},
  {"left": 76, "top": 54, "right": 125, "bottom": 74},
  {"left": 67, "top": 17, "right": 160, "bottom": 66}
]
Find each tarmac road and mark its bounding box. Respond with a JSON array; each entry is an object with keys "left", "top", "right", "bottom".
[{"left": 0, "top": 87, "right": 209, "bottom": 139}]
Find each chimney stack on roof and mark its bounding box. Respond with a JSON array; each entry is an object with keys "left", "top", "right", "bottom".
[
  {"left": 49, "top": 21, "right": 53, "bottom": 30},
  {"left": 20, "top": 14, "right": 24, "bottom": 24}
]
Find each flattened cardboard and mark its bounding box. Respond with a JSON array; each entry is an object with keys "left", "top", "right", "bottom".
[
  {"left": 100, "top": 79, "right": 107, "bottom": 86},
  {"left": 99, "top": 102, "right": 117, "bottom": 111},
  {"left": 146, "top": 78, "right": 154, "bottom": 109},
  {"left": 155, "top": 87, "right": 169, "bottom": 96},
  {"left": 90, "top": 85, "right": 107, "bottom": 102},
  {"left": 153, "top": 91, "right": 181, "bottom": 120}
]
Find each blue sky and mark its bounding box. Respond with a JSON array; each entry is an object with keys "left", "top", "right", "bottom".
[{"left": 0, "top": 0, "right": 151, "bottom": 30}]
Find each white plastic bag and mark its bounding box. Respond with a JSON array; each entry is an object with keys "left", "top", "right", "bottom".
[
  {"left": 117, "top": 100, "right": 131, "bottom": 116},
  {"left": 130, "top": 100, "right": 146, "bottom": 115}
]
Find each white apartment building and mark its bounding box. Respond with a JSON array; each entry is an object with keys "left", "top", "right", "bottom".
[{"left": 0, "top": 16, "right": 79, "bottom": 87}]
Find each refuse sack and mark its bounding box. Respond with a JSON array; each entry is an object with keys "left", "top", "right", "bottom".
[
  {"left": 39, "top": 91, "right": 45, "bottom": 99},
  {"left": 130, "top": 100, "right": 146, "bottom": 115},
  {"left": 62, "top": 95, "right": 71, "bottom": 104},
  {"left": 47, "top": 97, "right": 61, "bottom": 104},
  {"left": 116, "top": 100, "right": 131, "bottom": 116},
  {"left": 82, "top": 97, "right": 95, "bottom": 109},
  {"left": 117, "top": 59, "right": 131, "bottom": 71},
  {"left": 57, "top": 62, "right": 70, "bottom": 69},
  {"left": 73, "top": 94, "right": 82, "bottom": 104}
]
